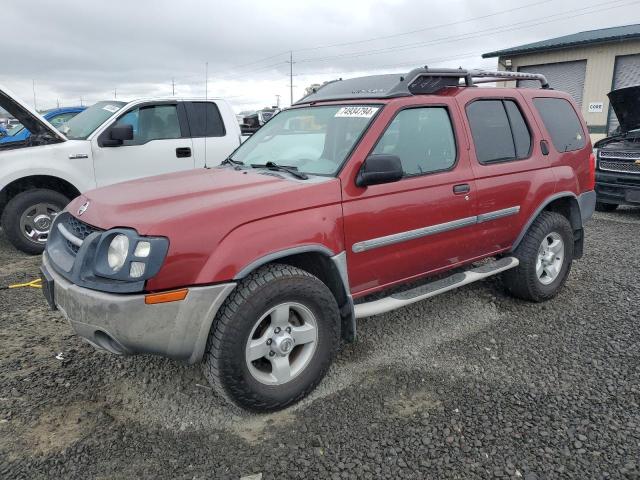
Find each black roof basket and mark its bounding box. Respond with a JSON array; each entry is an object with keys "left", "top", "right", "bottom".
[{"left": 294, "top": 66, "right": 550, "bottom": 105}]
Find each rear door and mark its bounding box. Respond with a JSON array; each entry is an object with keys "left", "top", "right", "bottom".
[
  {"left": 459, "top": 91, "right": 555, "bottom": 254},
  {"left": 341, "top": 98, "right": 478, "bottom": 296},
  {"left": 92, "top": 101, "right": 194, "bottom": 186},
  {"left": 184, "top": 101, "right": 240, "bottom": 167}
]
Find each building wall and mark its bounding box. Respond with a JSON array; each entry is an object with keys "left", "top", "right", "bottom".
[{"left": 496, "top": 40, "right": 640, "bottom": 141}]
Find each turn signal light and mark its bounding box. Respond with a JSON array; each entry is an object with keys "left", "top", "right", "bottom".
[{"left": 145, "top": 289, "right": 188, "bottom": 305}]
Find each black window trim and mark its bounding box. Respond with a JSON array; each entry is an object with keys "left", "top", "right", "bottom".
[
  {"left": 366, "top": 104, "right": 460, "bottom": 180},
  {"left": 98, "top": 100, "right": 189, "bottom": 147},
  {"left": 465, "top": 97, "right": 533, "bottom": 166},
  {"left": 184, "top": 100, "right": 227, "bottom": 138}
]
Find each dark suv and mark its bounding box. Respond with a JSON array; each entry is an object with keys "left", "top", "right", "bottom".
[
  {"left": 41, "top": 67, "right": 596, "bottom": 411},
  {"left": 594, "top": 85, "right": 640, "bottom": 211}
]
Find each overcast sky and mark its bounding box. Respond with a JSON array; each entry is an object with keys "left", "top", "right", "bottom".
[{"left": 1, "top": 0, "right": 638, "bottom": 113}]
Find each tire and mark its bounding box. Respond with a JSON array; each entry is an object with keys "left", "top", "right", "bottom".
[
  {"left": 202, "top": 263, "right": 340, "bottom": 411},
  {"left": 595, "top": 202, "right": 618, "bottom": 212},
  {"left": 1, "top": 189, "right": 70, "bottom": 255},
  {"left": 503, "top": 211, "right": 574, "bottom": 302}
]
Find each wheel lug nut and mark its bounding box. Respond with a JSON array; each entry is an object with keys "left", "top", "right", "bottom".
[
  {"left": 269, "top": 351, "right": 275, "bottom": 357},
  {"left": 274, "top": 327, "right": 281, "bottom": 334},
  {"left": 286, "top": 327, "right": 291, "bottom": 333},
  {"left": 266, "top": 339, "right": 272, "bottom": 345}
]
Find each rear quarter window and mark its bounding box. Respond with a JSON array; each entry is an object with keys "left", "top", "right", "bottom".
[{"left": 533, "top": 97, "right": 585, "bottom": 152}]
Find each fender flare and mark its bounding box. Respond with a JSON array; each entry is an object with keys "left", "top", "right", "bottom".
[
  {"left": 511, "top": 191, "right": 581, "bottom": 251},
  {"left": 233, "top": 244, "right": 357, "bottom": 342}
]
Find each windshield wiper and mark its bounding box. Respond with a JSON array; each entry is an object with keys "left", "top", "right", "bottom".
[
  {"left": 220, "top": 157, "right": 245, "bottom": 168},
  {"left": 251, "top": 161, "right": 309, "bottom": 180}
]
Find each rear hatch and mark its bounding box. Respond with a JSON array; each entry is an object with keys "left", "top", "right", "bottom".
[{"left": 0, "top": 84, "right": 67, "bottom": 149}]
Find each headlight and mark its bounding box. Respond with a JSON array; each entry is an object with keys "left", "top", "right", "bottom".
[
  {"left": 94, "top": 229, "right": 169, "bottom": 283},
  {"left": 107, "top": 234, "right": 129, "bottom": 271}
]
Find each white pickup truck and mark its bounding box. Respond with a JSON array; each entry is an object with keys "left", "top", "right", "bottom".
[{"left": 0, "top": 86, "right": 242, "bottom": 253}]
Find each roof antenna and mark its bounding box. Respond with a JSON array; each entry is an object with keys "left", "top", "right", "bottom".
[{"left": 204, "top": 61, "right": 209, "bottom": 169}]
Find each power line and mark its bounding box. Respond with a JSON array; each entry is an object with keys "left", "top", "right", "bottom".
[
  {"left": 294, "top": 0, "right": 555, "bottom": 53},
  {"left": 296, "top": 0, "right": 639, "bottom": 65}
]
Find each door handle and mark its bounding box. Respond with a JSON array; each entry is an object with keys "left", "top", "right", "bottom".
[
  {"left": 176, "top": 147, "right": 192, "bottom": 158},
  {"left": 540, "top": 140, "right": 550, "bottom": 156},
  {"left": 453, "top": 184, "right": 471, "bottom": 195}
]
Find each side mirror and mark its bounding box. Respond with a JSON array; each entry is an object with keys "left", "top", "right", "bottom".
[
  {"left": 110, "top": 124, "right": 134, "bottom": 141},
  {"left": 356, "top": 154, "right": 403, "bottom": 187}
]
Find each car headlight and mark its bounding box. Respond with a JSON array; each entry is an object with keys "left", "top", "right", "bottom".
[
  {"left": 107, "top": 234, "right": 129, "bottom": 272},
  {"left": 93, "top": 229, "right": 169, "bottom": 283}
]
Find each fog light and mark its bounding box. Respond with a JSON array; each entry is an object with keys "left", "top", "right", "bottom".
[
  {"left": 134, "top": 241, "right": 151, "bottom": 257},
  {"left": 130, "top": 262, "right": 146, "bottom": 278}
]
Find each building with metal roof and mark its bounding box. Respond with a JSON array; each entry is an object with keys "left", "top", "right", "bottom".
[{"left": 483, "top": 24, "right": 640, "bottom": 140}]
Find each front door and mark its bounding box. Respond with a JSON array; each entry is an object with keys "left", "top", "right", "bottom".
[
  {"left": 341, "top": 100, "right": 478, "bottom": 297},
  {"left": 92, "top": 102, "right": 194, "bottom": 187}
]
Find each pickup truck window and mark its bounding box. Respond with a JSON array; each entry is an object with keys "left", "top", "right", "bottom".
[
  {"left": 63, "top": 101, "right": 126, "bottom": 140},
  {"left": 466, "top": 99, "right": 531, "bottom": 164},
  {"left": 185, "top": 102, "right": 225, "bottom": 137},
  {"left": 372, "top": 107, "right": 456, "bottom": 175},
  {"left": 533, "top": 97, "right": 586, "bottom": 152},
  {"left": 230, "top": 105, "right": 379, "bottom": 176},
  {"left": 114, "top": 105, "right": 181, "bottom": 145}
]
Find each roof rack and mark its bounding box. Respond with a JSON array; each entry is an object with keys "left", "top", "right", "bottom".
[{"left": 294, "top": 66, "right": 550, "bottom": 105}]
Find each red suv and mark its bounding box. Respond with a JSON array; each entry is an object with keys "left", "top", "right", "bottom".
[{"left": 40, "top": 68, "right": 596, "bottom": 411}]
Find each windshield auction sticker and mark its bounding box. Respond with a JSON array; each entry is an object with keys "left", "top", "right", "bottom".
[
  {"left": 102, "top": 104, "right": 121, "bottom": 113},
  {"left": 334, "top": 106, "right": 379, "bottom": 118}
]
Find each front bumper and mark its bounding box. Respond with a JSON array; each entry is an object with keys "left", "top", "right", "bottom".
[
  {"left": 595, "top": 171, "right": 640, "bottom": 206},
  {"left": 42, "top": 253, "right": 236, "bottom": 364}
]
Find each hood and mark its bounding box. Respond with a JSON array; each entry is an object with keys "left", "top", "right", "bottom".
[
  {"left": 608, "top": 85, "right": 640, "bottom": 133},
  {"left": 0, "top": 84, "right": 67, "bottom": 142},
  {"left": 67, "top": 167, "right": 341, "bottom": 235}
]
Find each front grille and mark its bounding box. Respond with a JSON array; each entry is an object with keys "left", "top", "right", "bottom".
[
  {"left": 64, "top": 216, "right": 101, "bottom": 254},
  {"left": 599, "top": 150, "right": 640, "bottom": 160},
  {"left": 599, "top": 159, "right": 640, "bottom": 175}
]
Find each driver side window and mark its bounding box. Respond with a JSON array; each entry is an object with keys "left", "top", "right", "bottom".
[
  {"left": 114, "top": 104, "right": 181, "bottom": 146},
  {"left": 372, "top": 107, "right": 457, "bottom": 176}
]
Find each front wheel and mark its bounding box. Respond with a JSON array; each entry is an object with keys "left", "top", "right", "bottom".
[
  {"left": 202, "top": 264, "right": 340, "bottom": 411},
  {"left": 503, "top": 211, "right": 574, "bottom": 302},
  {"left": 1, "top": 189, "right": 70, "bottom": 254}
]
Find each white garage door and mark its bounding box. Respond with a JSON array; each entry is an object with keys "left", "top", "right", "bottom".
[
  {"left": 518, "top": 60, "right": 587, "bottom": 106},
  {"left": 607, "top": 53, "right": 640, "bottom": 134}
]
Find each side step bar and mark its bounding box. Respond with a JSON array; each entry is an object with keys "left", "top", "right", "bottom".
[{"left": 354, "top": 257, "right": 519, "bottom": 319}]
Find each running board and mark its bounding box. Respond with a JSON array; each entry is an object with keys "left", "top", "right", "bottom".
[{"left": 354, "top": 257, "right": 519, "bottom": 319}]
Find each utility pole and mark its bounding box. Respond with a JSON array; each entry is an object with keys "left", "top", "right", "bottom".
[
  {"left": 287, "top": 51, "right": 296, "bottom": 106},
  {"left": 172, "top": 77, "right": 175, "bottom": 96},
  {"left": 32, "top": 80, "right": 37, "bottom": 110},
  {"left": 80, "top": 97, "right": 83, "bottom": 107},
  {"left": 56, "top": 99, "right": 60, "bottom": 108},
  {"left": 275, "top": 94, "right": 280, "bottom": 108},
  {"left": 114, "top": 88, "right": 117, "bottom": 99}
]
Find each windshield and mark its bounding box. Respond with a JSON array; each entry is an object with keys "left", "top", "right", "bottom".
[
  {"left": 62, "top": 101, "right": 126, "bottom": 140},
  {"left": 230, "top": 105, "right": 380, "bottom": 176},
  {"left": 6, "top": 123, "right": 23, "bottom": 136}
]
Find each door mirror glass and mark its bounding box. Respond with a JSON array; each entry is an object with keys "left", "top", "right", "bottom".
[{"left": 356, "top": 154, "right": 403, "bottom": 187}]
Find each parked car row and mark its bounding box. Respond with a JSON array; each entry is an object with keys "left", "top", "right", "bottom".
[{"left": 0, "top": 85, "right": 242, "bottom": 253}]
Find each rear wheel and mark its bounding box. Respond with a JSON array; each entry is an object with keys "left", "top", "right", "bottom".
[
  {"left": 1, "top": 189, "right": 69, "bottom": 254},
  {"left": 595, "top": 202, "right": 618, "bottom": 212},
  {"left": 503, "top": 211, "right": 574, "bottom": 302},
  {"left": 202, "top": 264, "right": 340, "bottom": 411}
]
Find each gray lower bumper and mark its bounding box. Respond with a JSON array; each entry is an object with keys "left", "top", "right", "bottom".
[{"left": 42, "top": 254, "right": 235, "bottom": 364}]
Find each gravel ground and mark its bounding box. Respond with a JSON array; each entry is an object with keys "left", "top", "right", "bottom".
[{"left": 1, "top": 209, "right": 639, "bottom": 479}]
